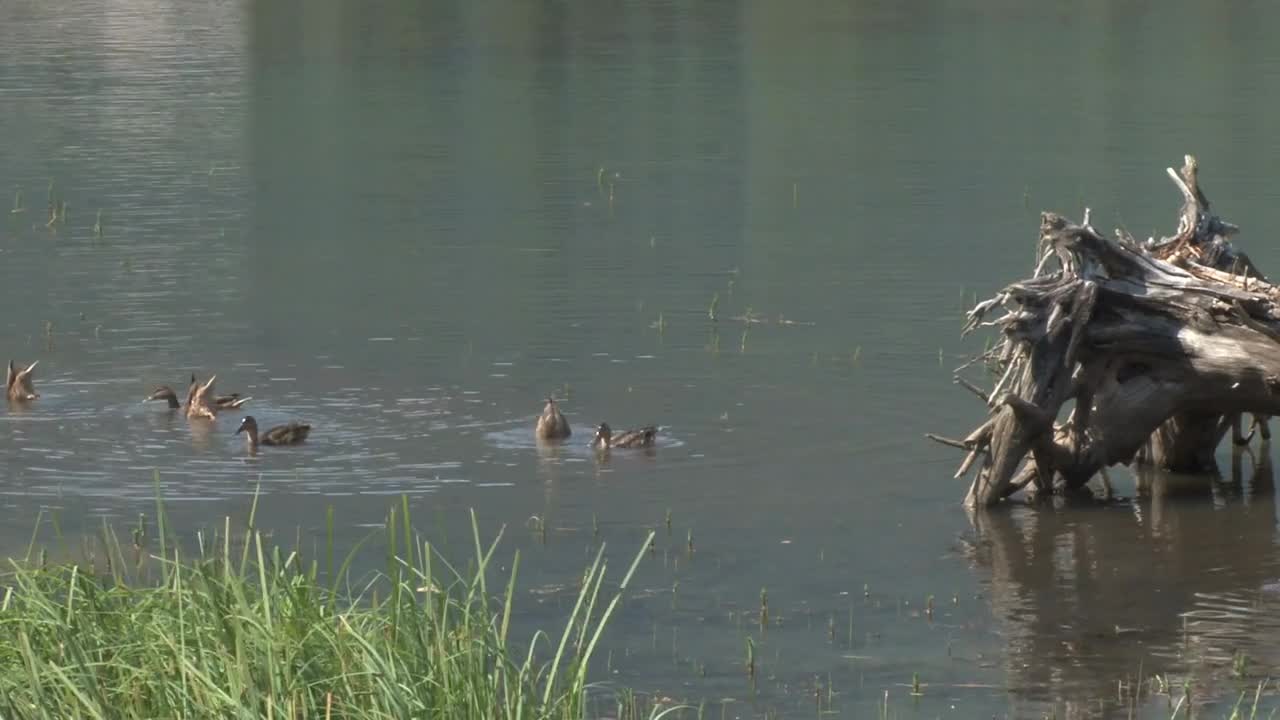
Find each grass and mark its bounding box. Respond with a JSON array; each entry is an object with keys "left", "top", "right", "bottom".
[{"left": 0, "top": 491, "right": 675, "bottom": 719}]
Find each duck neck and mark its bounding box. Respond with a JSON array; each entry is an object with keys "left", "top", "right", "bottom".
[
  {"left": 245, "top": 428, "right": 260, "bottom": 450},
  {"left": 165, "top": 393, "right": 180, "bottom": 409}
]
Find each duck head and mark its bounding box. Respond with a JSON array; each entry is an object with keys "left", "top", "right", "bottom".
[
  {"left": 234, "top": 415, "right": 258, "bottom": 435},
  {"left": 145, "top": 385, "right": 180, "bottom": 408},
  {"left": 591, "top": 422, "right": 612, "bottom": 449}
]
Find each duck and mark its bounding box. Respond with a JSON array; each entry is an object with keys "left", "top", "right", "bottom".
[
  {"left": 535, "top": 396, "right": 571, "bottom": 440},
  {"left": 590, "top": 422, "right": 657, "bottom": 450},
  {"left": 235, "top": 415, "right": 311, "bottom": 450},
  {"left": 186, "top": 374, "right": 223, "bottom": 420},
  {"left": 188, "top": 373, "right": 250, "bottom": 410},
  {"left": 6, "top": 360, "right": 39, "bottom": 402},
  {"left": 145, "top": 379, "right": 250, "bottom": 412}
]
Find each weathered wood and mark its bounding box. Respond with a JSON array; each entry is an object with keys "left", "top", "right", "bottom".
[
  {"left": 943, "top": 156, "right": 1280, "bottom": 507},
  {"left": 953, "top": 376, "right": 990, "bottom": 403},
  {"left": 924, "top": 433, "right": 968, "bottom": 451}
]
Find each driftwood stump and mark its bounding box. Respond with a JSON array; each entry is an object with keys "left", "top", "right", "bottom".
[{"left": 937, "top": 156, "right": 1280, "bottom": 507}]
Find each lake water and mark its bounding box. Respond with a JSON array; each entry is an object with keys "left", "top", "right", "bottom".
[{"left": 5, "top": 1, "right": 1280, "bottom": 717}]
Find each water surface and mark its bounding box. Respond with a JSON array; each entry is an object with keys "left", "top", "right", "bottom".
[{"left": 5, "top": 1, "right": 1280, "bottom": 717}]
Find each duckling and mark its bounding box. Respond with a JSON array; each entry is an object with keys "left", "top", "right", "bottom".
[
  {"left": 6, "top": 360, "right": 39, "bottom": 402},
  {"left": 590, "top": 422, "right": 657, "bottom": 449},
  {"left": 188, "top": 373, "right": 250, "bottom": 410},
  {"left": 146, "top": 382, "right": 250, "bottom": 412},
  {"left": 186, "top": 374, "right": 221, "bottom": 420},
  {"left": 235, "top": 415, "right": 311, "bottom": 450},
  {"left": 535, "top": 396, "right": 571, "bottom": 440}
]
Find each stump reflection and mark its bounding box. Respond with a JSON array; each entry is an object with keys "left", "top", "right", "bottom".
[{"left": 968, "top": 446, "right": 1280, "bottom": 717}]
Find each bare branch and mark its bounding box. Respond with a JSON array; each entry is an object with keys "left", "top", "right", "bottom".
[
  {"left": 925, "top": 433, "right": 968, "bottom": 451},
  {"left": 954, "top": 376, "right": 991, "bottom": 403}
]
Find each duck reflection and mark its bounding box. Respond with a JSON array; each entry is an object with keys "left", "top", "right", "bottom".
[
  {"left": 187, "top": 417, "right": 218, "bottom": 451},
  {"left": 534, "top": 436, "right": 565, "bottom": 500},
  {"left": 967, "top": 445, "right": 1280, "bottom": 716}
]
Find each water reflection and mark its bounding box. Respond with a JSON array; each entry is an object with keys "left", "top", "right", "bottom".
[
  {"left": 969, "top": 447, "right": 1280, "bottom": 716},
  {"left": 186, "top": 418, "right": 221, "bottom": 452},
  {"left": 6, "top": 400, "right": 35, "bottom": 417}
]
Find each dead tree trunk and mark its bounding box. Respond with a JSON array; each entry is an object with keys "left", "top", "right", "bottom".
[{"left": 936, "top": 156, "right": 1280, "bottom": 507}]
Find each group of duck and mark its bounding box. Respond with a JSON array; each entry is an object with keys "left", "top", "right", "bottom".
[
  {"left": 535, "top": 397, "right": 658, "bottom": 450},
  {"left": 8, "top": 361, "right": 655, "bottom": 453},
  {"left": 6, "top": 360, "right": 310, "bottom": 452}
]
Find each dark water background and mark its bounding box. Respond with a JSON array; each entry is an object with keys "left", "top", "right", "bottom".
[{"left": 5, "top": 2, "right": 1280, "bottom": 717}]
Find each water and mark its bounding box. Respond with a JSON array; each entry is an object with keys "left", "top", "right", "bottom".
[{"left": 4, "top": 1, "right": 1280, "bottom": 716}]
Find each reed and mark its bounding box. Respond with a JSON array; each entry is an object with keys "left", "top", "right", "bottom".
[{"left": 0, "top": 495, "right": 667, "bottom": 719}]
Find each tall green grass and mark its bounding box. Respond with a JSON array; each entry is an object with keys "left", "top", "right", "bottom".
[{"left": 0, "top": 493, "right": 671, "bottom": 719}]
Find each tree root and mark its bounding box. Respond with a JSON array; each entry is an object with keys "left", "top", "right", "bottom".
[{"left": 941, "top": 156, "right": 1280, "bottom": 507}]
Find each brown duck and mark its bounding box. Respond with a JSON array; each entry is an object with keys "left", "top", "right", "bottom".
[
  {"left": 235, "top": 415, "right": 311, "bottom": 451},
  {"left": 188, "top": 373, "right": 250, "bottom": 409},
  {"left": 146, "top": 376, "right": 250, "bottom": 412},
  {"left": 185, "top": 374, "right": 224, "bottom": 420},
  {"left": 535, "top": 397, "right": 571, "bottom": 440},
  {"left": 6, "top": 360, "right": 39, "bottom": 402},
  {"left": 590, "top": 422, "right": 657, "bottom": 449}
]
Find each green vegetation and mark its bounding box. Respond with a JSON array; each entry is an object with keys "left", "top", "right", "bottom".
[{"left": 0, "top": 493, "right": 672, "bottom": 719}]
